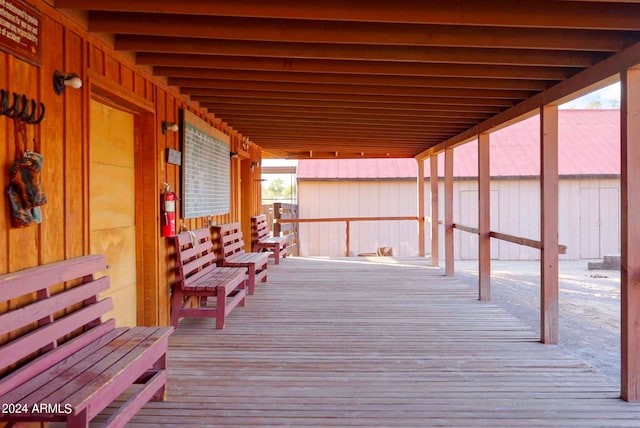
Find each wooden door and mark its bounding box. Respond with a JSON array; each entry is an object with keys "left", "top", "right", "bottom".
[
  {"left": 599, "top": 188, "right": 620, "bottom": 257},
  {"left": 89, "top": 100, "right": 137, "bottom": 327},
  {"left": 580, "top": 188, "right": 600, "bottom": 259},
  {"left": 580, "top": 187, "right": 621, "bottom": 259}
]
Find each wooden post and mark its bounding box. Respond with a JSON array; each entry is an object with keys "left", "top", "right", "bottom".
[
  {"left": 417, "top": 158, "right": 426, "bottom": 257},
  {"left": 478, "top": 133, "right": 491, "bottom": 301},
  {"left": 445, "top": 148, "right": 454, "bottom": 276},
  {"left": 540, "top": 104, "right": 559, "bottom": 345},
  {"left": 430, "top": 155, "right": 439, "bottom": 267},
  {"left": 621, "top": 66, "right": 640, "bottom": 402},
  {"left": 345, "top": 220, "right": 351, "bottom": 257}
]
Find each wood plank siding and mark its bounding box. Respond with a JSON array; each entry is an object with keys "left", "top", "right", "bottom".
[
  {"left": 94, "top": 258, "right": 640, "bottom": 426},
  {"left": 0, "top": 1, "right": 264, "bottom": 339}
]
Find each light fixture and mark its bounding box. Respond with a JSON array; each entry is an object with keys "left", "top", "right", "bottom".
[
  {"left": 250, "top": 160, "right": 260, "bottom": 172},
  {"left": 162, "top": 121, "right": 179, "bottom": 134},
  {"left": 230, "top": 151, "right": 239, "bottom": 159},
  {"left": 53, "top": 71, "right": 82, "bottom": 95}
]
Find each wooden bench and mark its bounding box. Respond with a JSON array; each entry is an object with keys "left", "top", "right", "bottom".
[
  {"left": 212, "top": 223, "right": 269, "bottom": 295},
  {"left": 171, "top": 228, "right": 247, "bottom": 329},
  {"left": 251, "top": 214, "right": 289, "bottom": 265},
  {"left": 273, "top": 202, "right": 299, "bottom": 257},
  {"left": 0, "top": 254, "right": 173, "bottom": 428}
]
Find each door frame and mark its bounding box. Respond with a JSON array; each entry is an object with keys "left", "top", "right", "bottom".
[{"left": 88, "top": 72, "right": 159, "bottom": 326}]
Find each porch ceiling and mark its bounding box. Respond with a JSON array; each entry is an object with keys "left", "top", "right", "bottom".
[{"left": 55, "top": 0, "right": 640, "bottom": 159}]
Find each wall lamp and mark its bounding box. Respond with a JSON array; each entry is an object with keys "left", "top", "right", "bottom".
[
  {"left": 53, "top": 71, "right": 82, "bottom": 95},
  {"left": 250, "top": 161, "right": 260, "bottom": 172},
  {"left": 229, "top": 151, "right": 239, "bottom": 159},
  {"left": 162, "top": 121, "right": 179, "bottom": 134}
]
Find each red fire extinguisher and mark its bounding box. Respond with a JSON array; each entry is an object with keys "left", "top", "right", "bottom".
[{"left": 161, "top": 183, "right": 177, "bottom": 237}]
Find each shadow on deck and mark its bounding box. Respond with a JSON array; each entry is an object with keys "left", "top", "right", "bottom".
[{"left": 112, "top": 257, "right": 640, "bottom": 427}]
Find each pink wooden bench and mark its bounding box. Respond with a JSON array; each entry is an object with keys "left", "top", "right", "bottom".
[
  {"left": 171, "top": 228, "right": 247, "bottom": 329},
  {"left": 212, "top": 223, "right": 268, "bottom": 295},
  {"left": 0, "top": 254, "right": 173, "bottom": 428},
  {"left": 251, "top": 214, "right": 289, "bottom": 265}
]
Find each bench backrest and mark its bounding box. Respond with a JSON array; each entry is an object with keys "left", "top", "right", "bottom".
[
  {"left": 212, "top": 223, "right": 246, "bottom": 262},
  {"left": 172, "top": 228, "right": 219, "bottom": 290},
  {"left": 251, "top": 214, "right": 271, "bottom": 243},
  {"left": 0, "top": 254, "right": 112, "bottom": 395},
  {"left": 273, "top": 203, "right": 297, "bottom": 255}
]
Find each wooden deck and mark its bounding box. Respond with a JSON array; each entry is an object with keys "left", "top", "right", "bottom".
[{"left": 108, "top": 257, "right": 640, "bottom": 426}]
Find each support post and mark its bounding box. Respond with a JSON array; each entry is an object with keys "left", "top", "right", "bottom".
[
  {"left": 445, "top": 148, "right": 454, "bottom": 276},
  {"left": 417, "top": 158, "right": 426, "bottom": 257},
  {"left": 540, "top": 104, "right": 559, "bottom": 345},
  {"left": 478, "top": 133, "right": 491, "bottom": 301},
  {"left": 430, "top": 155, "right": 439, "bottom": 267},
  {"left": 621, "top": 66, "right": 640, "bottom": 402},
  {"left": 345, "top": 220, "right": 351, "bottom": 257}
]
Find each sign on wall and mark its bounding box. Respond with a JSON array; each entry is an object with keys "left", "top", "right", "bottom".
[
  {"left": 0, "top": 0, "right": 41, "bottom": 66},
  {"left": 182, "top": 110, "right": 231, "bottom": 218}
]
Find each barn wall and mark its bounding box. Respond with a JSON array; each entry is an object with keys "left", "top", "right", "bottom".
[
  {"left": 298, "top": 180, "right": 419, "bottom": 256},
  {"left": 298, "top": 177, "right": 620, "bottom": 261},
  {"left": 0, "top": 1, "right": 264, "bottom": 338}
]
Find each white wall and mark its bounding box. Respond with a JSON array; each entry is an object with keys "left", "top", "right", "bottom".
[
  {"left": 298, "top": 177, "right": 620, "bottom": 260},
  {"left": 298, "top": 180, "right": 419, "bottom": 256}
]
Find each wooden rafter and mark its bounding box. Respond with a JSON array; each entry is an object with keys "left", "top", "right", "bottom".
[{"left": 55, "top": 0, "right": 640, "bottom": 159}]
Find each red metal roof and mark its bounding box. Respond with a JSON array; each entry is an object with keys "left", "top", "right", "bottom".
[{"left": 297, "top": 110, "right": 620, "bottom": 179}]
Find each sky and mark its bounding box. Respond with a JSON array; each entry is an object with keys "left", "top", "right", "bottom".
[{"left": 560, "top": 82, "right": 621, "bottom": 109}]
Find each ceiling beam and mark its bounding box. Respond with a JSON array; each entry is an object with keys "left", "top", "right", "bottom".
[
  {"left": 192, "top": 97, "right": 504, "bottom": 114},
  {"left": 137, "top": 54, "right": 580, "bottom": 80},
  {"left": 116, "top": 36, "right": 604, "bottom": 67},
  {"left": 56, "top": 0, "right": 640, "bottom": 30},
  {"left": 154, "top": 68, "right": 550, "bottom": 91},
  {"left": 418, "top": 40, "right": 640, "bottom": 158},
  {"left": 200, "top": 104, "right": 493, "bottom": 120},
  {"left": 169, "top": 78, "right": 534, "bottom": 99},
  {"left": 182, "top": 88, "right": 516, "bottom": 107},
  {"left": 90, "top": 13, "right": 634, "bottom": 52},
  {"left": 219, "top": 115, "right": 476, "bottom": 129},
  {"left": 232, "top": 122, "right": 462, "bottom": 135}
]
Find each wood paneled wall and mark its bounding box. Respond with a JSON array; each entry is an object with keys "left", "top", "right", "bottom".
[{"left": 0, "top": 0, "right": 264, "bottom": 338}]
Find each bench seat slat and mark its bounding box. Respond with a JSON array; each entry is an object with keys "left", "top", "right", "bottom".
[
  {"left": 46, "top": 327, "right": 172, "bottom": 416},
  {"left": 227, "top": 252, "right": 269, "bottom": 264},
  {"left": 0, "top": 299, "right": 114, "bottom": 373},
  {"left": 183, "top": 266, "right": 245, "bottom": 291},
  {"left": 0, "top": 255, "right": 107, "bottom": 302},
  {"left": 12, "top": 328, "right": 167, "bottom": 406},
  {"left": 1, "top": 325, "right": 133, "bottom": 404},
  {"left": 0, "top": 320, "right": 116, "bottom": 397},
  {"left": 258, "top": 236, "right": 289, "bottom": 245},
  {"left": 0, "top": 277, "right": 110, "bottom": 336}
]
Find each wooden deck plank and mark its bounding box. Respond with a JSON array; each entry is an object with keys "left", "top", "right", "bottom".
[{"left": 98, "top": 257, "right": 640, "bottom": 426}]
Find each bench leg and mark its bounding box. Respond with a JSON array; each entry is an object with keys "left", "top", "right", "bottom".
[
  {"left": 216, "top": 291, "right": 226, "bottom": 330},
  {"left": 240, "top": 280, "right": 247, "bottom": 307},
  {"left": 273, "top": 243, "right": 281, "bottom": 265},
  {"left": 170, "top": 290, "right": 184, "bottom": 328},
  {"left": 152, "top": 353, "right": 168, "bottom": 401},
  {"left": 247, "top": 264, "right": 256, "bottom": 295},
  {"left": 67, "top": 409, "right": 89, "bottom": 428}
]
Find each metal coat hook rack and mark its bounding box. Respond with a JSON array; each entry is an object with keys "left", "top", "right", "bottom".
[{"left": 0, "top": 90, "right": 45, "bottom": 125}]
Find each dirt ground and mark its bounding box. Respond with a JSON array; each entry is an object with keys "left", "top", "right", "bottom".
[{"left": 454, "top": 260, "right": 621, "bottom": 385}]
